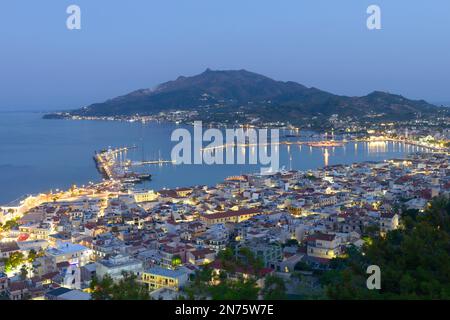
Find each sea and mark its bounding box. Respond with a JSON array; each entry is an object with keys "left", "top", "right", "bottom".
[{"left": 0, "top": 111, "right": 426, "bottom": 205}]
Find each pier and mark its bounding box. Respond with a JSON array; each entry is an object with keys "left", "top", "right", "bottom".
[
  {"left": 93, "top": 146, "right": 176, "bottom": 185},
  {"left": 93, "top": 146, "right": 153, "bottom": 183},
  {"left": 121, "top": 159, "right": 176, "bottom": 167},
  {"left": 201, "top": 138, "right": 445, "bottom": 152},
  {"left": 202, "top": 140, "right": 346, "bottom": 151}
]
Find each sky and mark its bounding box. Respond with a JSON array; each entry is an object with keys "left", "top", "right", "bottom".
[{"left": 0, "top": 0, "right": 449, "bottom": 110}]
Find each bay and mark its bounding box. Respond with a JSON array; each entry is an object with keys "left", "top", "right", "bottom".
[{"left": 0, "top": 111, "right": 423, "bottom": 205}]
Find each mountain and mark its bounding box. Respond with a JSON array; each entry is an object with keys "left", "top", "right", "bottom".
[{"left": 45, "top": 69, "right": 441, "bottom": 123}]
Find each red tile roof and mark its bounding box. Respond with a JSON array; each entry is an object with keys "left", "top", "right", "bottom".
[
  {"left": 211, "top": 260, "right": 273, "bottom": 277},
  {"left": 8, "top": 281, "right": 28, "bottom": 292},
  {"left": 0, "top": 242, "right": 20, "bottom": 253},
  {"left": 305, "top": 233, "right": 336, "bottom": 242},
  {"left": 202, "top": 208, "right": 261, "bottom": 220}
]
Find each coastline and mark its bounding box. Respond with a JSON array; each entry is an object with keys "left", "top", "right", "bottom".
[{"left": 1, "top": 112, "right": 447, "bottom": 206}]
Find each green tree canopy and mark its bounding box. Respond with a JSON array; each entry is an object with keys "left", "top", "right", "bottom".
[
  {"left": 284, "top": 239, "right": 299, "bottom": 247},
  {"left": 209, "top": 278, "right": 259, "bottom": 300},
  {"left": 5, "top": 251, "right": 25, "bottom": 273},
  {"left": 171, "top": 255, "right": 182, "bottom": 268},
  {"left": 262, "top": 275, "right": 287, "bottom": 300},
  {"left": 321, "top": 196, "right": 450, "bottom": 299},
  {"left": 90, "top": 272, "right": 150, "bottom": 300}
]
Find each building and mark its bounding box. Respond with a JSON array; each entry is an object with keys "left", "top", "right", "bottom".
[
  {"left": 32, "top": 256, "right": 57, "bottom": 277},
  {"left": 380, "top": 212, "right": 399, "bottom": 236},
  {"left": 7, "top": 281, "right": 29, "bottom": 300},
  {"left": 18, "top": 223, "right": 53, "bottom": 240},
  {"left": 17, "top": 239, "right": 49, "bottom": 252},
  {"left": 243, "top": 240, "right": 283, "bottom": 269},
  {"left": 200, "top": 208, "right": 261, "bottom": 225},
  {"left": 141, "top": 267, "right": 189, "bottom": 292},
  {"left": 133, "top": 190, "right": 159, "bottom": 203},
  {"left": 96, "top": 255, "right": 144, "bottom": 282},
  {"left": 0, "top": 194, "right": 48, "bottom": 224},
  {"left": 187, "top": 248, "right": 216, "bottom": 266},
  {"left": 0, "top": 242, "right": 20, "bottom": 259},
  {"left": 0, "top": 272, "right": 8, "bottom": 295},
  {"left": 175, "top": 188, "right": 194, "bottom": 197},
  {"left": 63, "top": 263, "right": 82, "bottom": 289},
  {"left": 46, "top": 242, "right": 91, "bottom": 266},
  {"left": 306, "top": 233, "right": 341, "bottom": 259},
  {"left": 45, "top": 287, "right": 91, "bottom": 300},
  {"left": 312, "top": 195, "right": 338, "bottom": 209}
]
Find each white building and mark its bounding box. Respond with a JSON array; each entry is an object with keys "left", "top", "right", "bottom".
[
  {"left": 380, "top": 212, "right": 399, "bottom": 236},
  {"left": 46, "top": 242, "right": 92, "bottom": 266},
  {"left": 96, "top": 255, "right": 144, "bottom": 282},
  {"left": 141, "top": 267, "right": 189, "bottom": 292},
  {"left": 306, "top": 233, "right": 341, "bottom": 259}
]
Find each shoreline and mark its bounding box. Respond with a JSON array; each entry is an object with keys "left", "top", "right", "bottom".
[
  {"left": 2, "top": 143, "right": 444, "bottom": 208},
  {"left": 1, "top": 113, "right": 447, "bottom": 206}
]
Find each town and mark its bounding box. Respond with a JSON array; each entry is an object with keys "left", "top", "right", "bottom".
[{"left": 1, "top": 144, "right": 449, "bottom": 300}]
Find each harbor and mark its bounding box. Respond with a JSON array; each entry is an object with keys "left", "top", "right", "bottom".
[
  {"left": 1, "top": 112, "right": 447, "bottom": 205},
  {"left": 93, "top": 147, "right": 152, "bottom": 184}
]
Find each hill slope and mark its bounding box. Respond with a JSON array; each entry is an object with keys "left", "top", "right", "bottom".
[{"left": 46, "top": 69, "right": 440, "bottom": 122}]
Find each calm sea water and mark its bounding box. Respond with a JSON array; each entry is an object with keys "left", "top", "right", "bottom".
[{"left": 0, "top": 112, "right": 423, "bottom": 205}]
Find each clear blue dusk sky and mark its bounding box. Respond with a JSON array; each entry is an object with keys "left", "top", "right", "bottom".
[{"left": 0, "top": 0, "right": 449, "bottom": 110}]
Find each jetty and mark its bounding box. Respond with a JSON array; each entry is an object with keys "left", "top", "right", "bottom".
[{"left": 93, "top": 146, "right": 152, "bottom": 183}]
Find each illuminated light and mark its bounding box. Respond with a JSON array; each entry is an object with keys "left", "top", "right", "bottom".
[{"left": 324, "top": 149, "right": 329, "bottom": 167}]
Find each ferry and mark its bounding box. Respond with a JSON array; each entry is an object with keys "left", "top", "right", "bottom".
[
  {"left": 306, "top": 141, "right": 345, "bottom": 148},
  {"left": 122, "top": 173, "right": 152, "bottom": 183}
]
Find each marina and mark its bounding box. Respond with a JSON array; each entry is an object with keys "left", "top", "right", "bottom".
[
  {"left": 93, "top": 147, "right": 152, "bottom": 183},
  {"left": 93, "top": 146, "right": 175, "bottom": 185},
  {"left": 0, "top": 112, "right": 438, "bottom": 205},
  {"left": 202, "top": 137, "right": 442, "bottom": 151}
]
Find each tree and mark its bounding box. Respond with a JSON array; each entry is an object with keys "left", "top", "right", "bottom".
[
  {"left": 238, "top": 247, "right": 264, "bottom": 273},
  {"left": 37, "top": 248, "right": 46, "bottom": 258},
  {"left": 217, "top": 247, "right": 237, "bottom": 273},
  {"left": 171, "top": 255, "right": 182, "bottom": 268},
  {"left": 90, "top": 274, "right": 114, "bottom": 300},
  {"left": 209, "top": 278, "right": 259, "bottom": 300},
  {"left": 262, "top": 275, "right": 287, "bottom": 300},
  {"left": 4, "top": 252, "right": 25, "bottom": 273},
  {"left": 27, "top": 249, "right": 37, "bottom": 263},
  {"left": 1, "top": 218, "right": 19, "bottom": 232},
  {"left": 184, "top": 267, "right": 213, "bottom": 300},
  {"left": 110, "top": 272, "right": 151, "bottom": 300},
  {"left": 362, "top": 224, "right": 379, "bottom": 238},
  {"left": 284, "top": 239, "right": 299, "bottom": 247},
  {"left": 294, "top": 261, "right": 312, "bottom": 272},
  {"left": 90, "top": 272, "right": 150, "bottom": 300},
  {"left": 321, "top": 196, "right": 450, "bottom": 299},
  {"left": 218, "top": 247, "right": 234, "bottom": 261},
  {"left": 20, "top": 265, "right": 28, "bottom": 280}
]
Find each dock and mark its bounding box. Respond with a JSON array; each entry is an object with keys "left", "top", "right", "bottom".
[
  {"left": 121, "top": 159, "right": 176, "bottom": 167},
  {"left": 93, "top": 146, "right": 153, "bottom": 183}
]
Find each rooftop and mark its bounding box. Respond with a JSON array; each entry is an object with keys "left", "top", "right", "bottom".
[
  {"left": 202, "top": 208, "right": 261, "bottom": 220},
  {"left": 145, "top": 267, "right": 187, "bottom": 278},
  {"left": 47, "top": 242, "right": 88, "bottom": 256},
  {"left": 0, "top": 242, "right": 20, "bottom": 253}
]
